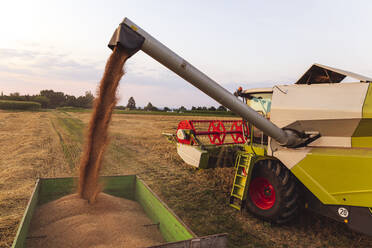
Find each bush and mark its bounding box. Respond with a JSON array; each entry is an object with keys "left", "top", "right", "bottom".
[
  {"left": 0, "top": 100, "right": 41, "bottom": 110},
  {"left": 32, "top": 95, "right": 50, "bottom": 108}
]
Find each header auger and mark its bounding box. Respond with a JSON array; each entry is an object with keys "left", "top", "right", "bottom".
[{"left": 109, "top": 18, "right": 372, "bottom": 236}]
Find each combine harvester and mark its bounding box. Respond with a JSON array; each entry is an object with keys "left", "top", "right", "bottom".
[{"left": 108, "top": 18, "right": 372, "bottom": 235}]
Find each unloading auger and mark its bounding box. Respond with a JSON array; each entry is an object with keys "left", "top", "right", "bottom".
[{"left": 109, "top": 18, "right": 372, "bottom": 236}]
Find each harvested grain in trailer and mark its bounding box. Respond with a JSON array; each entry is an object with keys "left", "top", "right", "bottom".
[{"left": 26, "top": 193, "right": 165, "bottom": 248}]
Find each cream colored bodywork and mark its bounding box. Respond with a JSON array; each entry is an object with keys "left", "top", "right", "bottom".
[
  {"left": 176, "top": 143, "right": 208, "bottom": 168},
  {"left": 268, "top": 82, "right": 370, "bottom": 169},
  {"left": 270, "top": 83, "right": 367, "bottom": 128},
  {"left": 272, "top": 147, "right": 311, "bottom": 169},
  {"left": 243, "top": 88, "right": 273, "bottom": 94}
]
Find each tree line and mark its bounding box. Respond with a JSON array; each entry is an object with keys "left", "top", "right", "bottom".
[
  {"left": 0, "top": 92, "right": 228, "bottom": 111},
  {"left": 0, "top": 90, "right": 94, "bottom": 109},
  {"left": 116, "top": 96, "right": 228, "bottom": 112}
]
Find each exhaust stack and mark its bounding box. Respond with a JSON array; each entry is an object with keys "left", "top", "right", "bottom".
[{"left": 108, "top": 18, "right": 302, "bottom": 147}]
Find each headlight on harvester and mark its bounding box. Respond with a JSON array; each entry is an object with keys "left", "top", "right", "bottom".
[{"left": 177, "top": 129, "right": 188, "bottom": 140}]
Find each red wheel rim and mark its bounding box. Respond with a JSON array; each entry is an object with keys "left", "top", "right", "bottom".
[{"left": 249, "top": 177, "right": 276, "bottom": 210}]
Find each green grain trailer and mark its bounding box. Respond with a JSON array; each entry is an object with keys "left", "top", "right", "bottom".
[{"left": 12, "top": 176, "right": 227, "bottom": 248}]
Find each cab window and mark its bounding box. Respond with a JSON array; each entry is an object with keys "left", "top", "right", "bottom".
[{"left": 247, "top": 93, "right": 272, "bottom": 118}]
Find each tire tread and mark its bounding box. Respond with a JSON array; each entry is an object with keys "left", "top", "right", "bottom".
[{"left": 245, "top": 159, "right": 299, "bottom": 224}]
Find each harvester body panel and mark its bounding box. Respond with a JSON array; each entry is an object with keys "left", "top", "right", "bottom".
[
  {"left": 291, "top": 147, "right": 372, "bottom": 207},
  {"left": 176, "top": 143, "right": 209, "bottom": 169},
  {"left": 353, "top": 84, "right": 372, "bottom": 147},
  {"left": 270, "top": 83, "right": 368, "bottom": 132}
]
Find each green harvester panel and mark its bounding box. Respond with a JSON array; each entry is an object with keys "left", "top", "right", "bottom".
[{"left": 11, "top": 175, "right": 199, "bottom": 248}]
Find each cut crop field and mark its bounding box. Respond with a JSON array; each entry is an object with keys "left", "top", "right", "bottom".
[{"left": 1, "top": 110, "right": 372, "bottom": 248}]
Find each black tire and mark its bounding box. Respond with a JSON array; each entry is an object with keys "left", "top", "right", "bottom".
[{"left": 245, "top": 159, "right": 299, "bottom": 224}]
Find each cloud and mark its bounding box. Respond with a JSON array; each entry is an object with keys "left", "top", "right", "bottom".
[
  {"left": 0, "top": 48, "right": 38, "bottom": 59},
  {"left": 0, "top": 48, "right": 103, "bottom": 82}
]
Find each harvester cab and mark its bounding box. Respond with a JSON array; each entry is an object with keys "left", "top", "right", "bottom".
[
  {"left": 108, "top": 18, "right": 372, "bottom": 236},
  {"left": 236, "top": 87, "right": 273, "bottom": 143}
]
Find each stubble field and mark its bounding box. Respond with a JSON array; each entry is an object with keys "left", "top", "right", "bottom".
[{"left": 1, "top": 110, "right": 372, "bottom": 248}]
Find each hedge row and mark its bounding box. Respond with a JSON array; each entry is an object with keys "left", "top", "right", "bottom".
[{"left": 0, "top": 100, "right": 41, "bottom": 110}]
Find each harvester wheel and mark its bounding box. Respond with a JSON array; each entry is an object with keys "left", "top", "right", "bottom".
[{"left": 246, "top": 160, "right": 299, "bottom": 224}]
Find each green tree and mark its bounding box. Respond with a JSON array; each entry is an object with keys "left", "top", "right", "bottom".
[
  {"left": 40, "top": 90, "right": 65, "bottom": 108},
  {"left": 115, "top": 105, "right": 126, "bottom": 110},
  {"left": 33, "top": 95, "right": 50, "bottom": 108},
  {"left": 75, "top": 91, "right": 94, "bottom": 108},
  {"left": 208, "top": 106, "right": 216, "bottom": 111},
  {"left": 65, "top": 95, "right": 77, "bottom": 107},
  {"left": 144, "top": 102, "right": 158, "bottom": 111},
  {"left": 9, "top": 92, "right": 23, "bottom": 101},
  {"left": 83, "top": 91, "right": 94, "bottom": 108},
  {"left": 179, "top": 106, "right": 187, "bottom": 112},
  {"left": 126, "top": 96, "right": 136, "bottom": 110}
]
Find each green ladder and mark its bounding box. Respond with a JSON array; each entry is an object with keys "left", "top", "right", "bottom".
[{"left": 229, "top": 153, "right": 255, "bottom": 210}]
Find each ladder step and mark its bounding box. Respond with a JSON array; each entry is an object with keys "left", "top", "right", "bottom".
[
  {"left": 233, "top": 184, "right": 244, "bottom": 189},
  {"left": 229, "top": 203, "right": 241, "bottom": 210},
  {"left": 231, "top": 193, "right": 243, "bottom": 199},
  {"left": 241, "top": 155, "right": 252, "bottom": 158}
]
